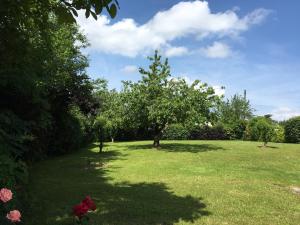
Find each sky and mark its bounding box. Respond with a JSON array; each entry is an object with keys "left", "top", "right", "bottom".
[{"left": 76, "top": 0, "right": 300, "bottom": 121}]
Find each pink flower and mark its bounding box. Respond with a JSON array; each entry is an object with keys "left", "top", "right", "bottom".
[
  {"left": 6, "top": 210, "right": 21, "bottom": 223},
  {"left": 0, "top": 188, "right": 13, "bottom": 203}
]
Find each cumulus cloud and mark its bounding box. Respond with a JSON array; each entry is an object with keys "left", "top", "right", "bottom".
[
  {"left": 165, "top": 46, "right": 189, "bottom": 57},
  {"left": 201, "top": 42, "right": 232, "bottom": 58},
  {"left": 271, "top": 107, "right": 300, "bottom": 121},
  {"left": 77, "top": 1, "right": 271, "bottom": 57},
  {"left": 212, "top": 85, "right": 226, "bottom": 96},
  {"left": 121, "top": 65, "right": 138, "bottom": 74},
  {"left": 169, "top": 75, "right": 225, "bottom": 96}
]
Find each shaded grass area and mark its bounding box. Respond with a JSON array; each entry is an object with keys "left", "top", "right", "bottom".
[
  {"left": 127, "top": 143, "right": 225, "bottom": 153},
  {"left": 27, "top": 141, "right": 300, "bottom": 225}
]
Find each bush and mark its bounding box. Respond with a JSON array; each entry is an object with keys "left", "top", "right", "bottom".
[
  {"left": 162, "top": 124, "right": 189, "bottom": 140},
  {"left": 284, "top": 116, "right": 300, "bottom": 143},
  {"left": 231, "top": 120, "right": 247, "bottom": 139},
  {"left": 49, "top": 109, "right": 87, "bottom": 155},
  {"left": 0, "top": 153, "right": 28, "bottom": 225},
  {"left": 189, "top": 123, "right": 231, "bottom": 140},
  {"left": 246, "top": 117, "right": 275, "bottom": 145}
]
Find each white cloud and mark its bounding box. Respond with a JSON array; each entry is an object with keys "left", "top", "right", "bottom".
[
  {"left": 213, "top": 85, "right": 226, "bottom": 96},
  {"left": 271, "top": 107, "right": 300, "bottom": 121},
  {"left": 77, "top": 1, "right": 271, "bottom": 57},
  {"left": 170, "top": 75, "right": 225, "bottom": 96},
  {"left": 201, "top": 42, "right": 232, "bottom": 58},
  {"left": 165, "top": 46, "right": 189, "bottom": 57},
  {"left": 121, "top": 65, "right": 138, "bottom": 74}
]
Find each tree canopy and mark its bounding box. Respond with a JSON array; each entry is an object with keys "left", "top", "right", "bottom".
[{"left": 122, "top": 51, "right": 221, "bottom": 147}]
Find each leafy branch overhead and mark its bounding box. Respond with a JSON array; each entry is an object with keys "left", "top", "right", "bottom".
[{"left": 57, "top": 0, "right": 120, "bottom": 23}]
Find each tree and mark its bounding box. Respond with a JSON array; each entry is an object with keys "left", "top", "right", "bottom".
[
  {"left": 123, "top": 51, "right": 220, "bottom": 148},
  {"left": 218, "top": 93, "right": 253, "bottom": 139},
  {"left": 0, "top": 0, "right": 120, "bottom": 158},
  {"left": 102, "top": 90, "right": 123, "bottom": 142},
  {"left": 247, "top": 116, "right": 274, "bottom": 147},
  {"left": 91, "top": 79, "right": 123, "bottom": 143},
  {"left": 284, "top": 116, "right": 300, "bottom": 143}
]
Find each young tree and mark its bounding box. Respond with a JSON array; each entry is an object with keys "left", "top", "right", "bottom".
[
  {"left": 256, "top": 118, "right": 274, "bottom": 147},
  {"left": 247, "top": 116, "right": 274, "bottom": 147}
]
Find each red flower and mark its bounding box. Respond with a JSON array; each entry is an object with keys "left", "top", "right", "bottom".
[
  {"left": 73, "top": 203, "right": 89, "bottom": 218},
  {"left": 82, "top": 196, "right": 96, "bottom": 211}
]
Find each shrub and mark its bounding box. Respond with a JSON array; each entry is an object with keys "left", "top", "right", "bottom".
[
  {"left": 284, "top": 116, "right": 300, "bottom": 143},
  {"left": 231, "top": 120, "right": 248, "bottom": 139},
  {"left": 49, "top": 110, "right": 85, "bottom": 155},
  {"left": 0, "top": 188, "right": 22, "bottom": 224},
  {"left": 189, "top": 123, "right": 231, "bottom": 140},
  {"left": 162, "top": 124, "right": 189, "bottom": 140},
  {"left": 246, "top": 117, "right": 275, "bottom": 146},
  {"left": 0, "top": 154, "right": 28, "bottom": 225}
]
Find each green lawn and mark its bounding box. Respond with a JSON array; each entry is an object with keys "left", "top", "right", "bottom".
[{"left": 27, "top": 140, "right": 300, "bottom": 225}]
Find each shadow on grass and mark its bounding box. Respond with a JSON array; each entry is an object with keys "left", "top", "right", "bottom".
[
  {"left": 257, "top": 145, "right": 279, "bottom": 149},
  {"left": 27, "top": 145, "right": 210, "bottom": 225},
  {"left": 93, "top": 182, "right": 209, "bottom": 225},
  {"left": 127, "top": 142, "right": 225, "bottom": 153}
]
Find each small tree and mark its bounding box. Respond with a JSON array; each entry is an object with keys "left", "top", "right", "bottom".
[
  {"left": 256, "top": 118, "right": 274, "bottom": 147},
  {"left": 247, "top": 116, "right": 274, "bottom": 147}
]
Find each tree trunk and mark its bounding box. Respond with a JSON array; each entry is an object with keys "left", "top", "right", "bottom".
[
  {"left": 153, "top": 135, "right": 160, "bottom": 148},
  {"left": 99, "top": 127, "right": 104, "bottom": 153},
  {"left": 263, "top": 141, "right": 267, "bottom": 147},
  {"left": 99, "top": 140, "right": 103, "bottom": 153},
  {"left": 111, "top": 137, "right": 114, "bottom": 143}
]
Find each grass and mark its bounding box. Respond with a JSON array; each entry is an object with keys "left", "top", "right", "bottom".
[{"left": 27, "top": 140, "right": 300, "bottom": 225}]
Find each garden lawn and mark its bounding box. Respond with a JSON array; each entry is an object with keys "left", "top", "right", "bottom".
[{"left": 27, "top": 140, "right": 300, "bottom": 225}]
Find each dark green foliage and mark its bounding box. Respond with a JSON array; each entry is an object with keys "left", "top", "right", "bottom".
[
  {"left": 0, "top": 152, "right": 28, "bottom": 225},
  {"left": 284, "top": 116, "right": 300, "bottom": 143},
  {"left": 48, "top": 110, "right": 84, "bottom": 155},
  {"left": 0, "top": 1, "right": 119, "bottom": 223},
  {"left": 163, "top": 124, "right": 189, "bottom": 140},
  {"left": 59, "top": 0, "right": 120, "bottom": 21},
  {"left": 189, "top": 124, "right": 231, "bottom": 140}
]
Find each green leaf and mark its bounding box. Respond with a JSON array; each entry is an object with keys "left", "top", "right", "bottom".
[
  {"left": 55, "top": 5, "right": 76, "bottom": 24},
  {"left": 85, "top": 9, "right": 90, "bottom": 18},
  {"left": 94, "top": 1, "right": 103, "bottom": 14},
  {"left": 70, "top": 7, "right": 78, "bottom": 17},
  {"left": 108, "top": 3, "right": 117, "bottom": 18},
  {"left": 103, "top": 0, "right": 113, "bottom": 6},
  {"left": 90, "top": 11, "right": 97, "bottom": 20}
]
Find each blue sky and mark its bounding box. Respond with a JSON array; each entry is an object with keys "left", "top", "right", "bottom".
[{"left": 77, "top": 0, "right": 300, "bottom": 121}]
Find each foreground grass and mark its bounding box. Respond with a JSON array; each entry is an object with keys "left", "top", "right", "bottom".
[{"left": 27, "top": 141, "right": 300, "bottom": 225}]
